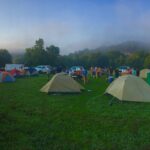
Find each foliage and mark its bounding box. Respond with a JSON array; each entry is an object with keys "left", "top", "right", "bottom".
[
  {"left": 144, "top": 54, "right": 150, "bottom": 68},
  {"left": 0, "top": 49, "right": 12, "bottom": 67},
  {"left": 6, "top": 40, "right": 150, "bottom": 68},
  {"left": 126, "top": 51, "right": 146, "bottom": 69},
  {"left": 24, "top": 38, "right": 60, "bottom": 66},
  {"left": 13, "top": 54, "right": 25, "bottom": 64},
  {"left": 46, "top": 45, "right": 60, "bottom": 65},
  {"left": 59, "top": 50, "right": 148, "bottom": 69}
]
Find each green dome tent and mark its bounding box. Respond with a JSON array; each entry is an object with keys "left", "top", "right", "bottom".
[{"left": 105, "top": 75, "right": 150, "bottom": 102}]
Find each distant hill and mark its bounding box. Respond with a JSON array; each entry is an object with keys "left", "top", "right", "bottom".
[
  {"left": 94, "top": 41, "right": 150, "bottom": 53},
  {"left": 11, "top": 41, "right": 150, "bottom": 57}
]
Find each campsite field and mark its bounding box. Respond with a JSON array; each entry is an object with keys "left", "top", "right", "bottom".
[{"left": 0, "top": 75, "right": 150, "bottom": 150}]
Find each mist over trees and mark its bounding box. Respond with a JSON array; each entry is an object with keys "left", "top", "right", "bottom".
[
  {"left": 1, "top": 39, "right": 150, "bottom": 69},
  {"left": 59, "top": 50, "right": 148, "bottom": 69}
]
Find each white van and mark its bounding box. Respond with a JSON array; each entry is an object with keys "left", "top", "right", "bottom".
[{"left": 5, "top": 64, "right": 24, "bottom": 71}]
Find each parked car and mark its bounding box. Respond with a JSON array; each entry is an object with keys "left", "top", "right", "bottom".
[
  {"left": 118, "top": 66, "right": 130, "bottom": 73},
  {"left": 35, "top": 65, "right": 51, "bottom": 73}
]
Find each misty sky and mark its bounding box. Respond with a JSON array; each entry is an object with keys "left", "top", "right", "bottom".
[{"left": 0, "top": 0, "right": 150, "bottom": 54}]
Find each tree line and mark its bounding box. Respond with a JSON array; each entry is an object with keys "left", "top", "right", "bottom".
[{"left": 0, "top": 38, "right": 150, "bottom": 69}]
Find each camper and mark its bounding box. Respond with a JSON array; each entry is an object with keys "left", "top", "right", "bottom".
[{"left": 5, "top": 64, "right": 24, "bottom": 71}]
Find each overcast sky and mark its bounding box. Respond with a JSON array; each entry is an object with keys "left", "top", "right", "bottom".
[{"left": 0, "top": 0, "right": 150, "bottom": 54}]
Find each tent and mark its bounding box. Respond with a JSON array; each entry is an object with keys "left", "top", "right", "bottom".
[
  {"left": 10, "top": 69, "right": 21, "bottom": 77},
  {"left": 140, "top": 69, "right": 150, "bottom": 78},
  {"left": 40, "top": 72, "right": 84, "bottom": 93},
  {"left": 0, "top": 71, "right": 15, "bottom": 82},
  {"left": 105, "top": 75, "right": 150, "bottom": 102}
]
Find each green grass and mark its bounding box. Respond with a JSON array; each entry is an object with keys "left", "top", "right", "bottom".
[{"left": 0, "top": 75, "right": 150, "bottom": 150}]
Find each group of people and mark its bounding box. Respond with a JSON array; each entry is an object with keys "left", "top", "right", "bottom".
[
  {"left": 47, "top": 66, "right": 88, "bottom": 84},
  {"left": 47, "top": 65, "right": 141, "bottom": 85},
  {"left": 71, "top": 67, "right": 88, "bottom": 84},
  {"left": 90, "top": 67, "right": 104, "bottom": 78}
]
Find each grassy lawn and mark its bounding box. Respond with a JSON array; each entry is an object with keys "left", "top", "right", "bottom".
[{"left": 0, "top": 75, "right": 150, "bottom": 150}]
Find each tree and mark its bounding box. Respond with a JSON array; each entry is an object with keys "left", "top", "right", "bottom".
[
  {"left": 144, "top": 54, "right": 150, "bottom": 68},
  {"left": 34, "top": 38, "right": 44, "bottom": 50},
  {"left": 0, "top": 49, "right": 12, "bottom": 67},
  {"left": 106, "top": 51, "right": 125, "bottom": 68},
  {"left": 24, "top": 38, "right": 47, "bottom": 66},
  {"left": 24, "top": 38, "right": 60, "bottom": 66},
  {"left": 13, "top": 54, "right": 25, "bottom": 64},
  {"left": 127, "top": 51, "right": 146, "bottom": 68},
  {"left": 46, "top": 45, "right": 60, "bottom": 65}
]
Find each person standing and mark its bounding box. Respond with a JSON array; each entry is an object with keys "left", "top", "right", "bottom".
[
  {"left": 132, "top": 68, "right": 137, "bottom": 76},
  {"left": 82, "top": 68, "right": 88, "bottom": 84},
  {"left": 109, "top": 67, "right": 113, "bottom": 76},
  {"left": 90, "top": 67, "right": 93, "bottom": 77},
  {"left": 96, "top": 67, "right": 99, "bottom": 78},
  {"left": 136, "top": 68, "right": 140, "bottom": 76},
  {"left": 114, "top": 68, "right": 119, "bottom": 78},
  {"left": 47, "top": 69, "right": 51, "bottom": 80}
]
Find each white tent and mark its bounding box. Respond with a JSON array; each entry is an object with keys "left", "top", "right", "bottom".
[
  {"left": 140, "top": 69, "right": 150, "bottom": 78},
  {"left": 105, "top": 75, "right": 150, "bottom": 102},
  {"left": 40, "top": 72, "right": 84, "bottom": 93}
]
